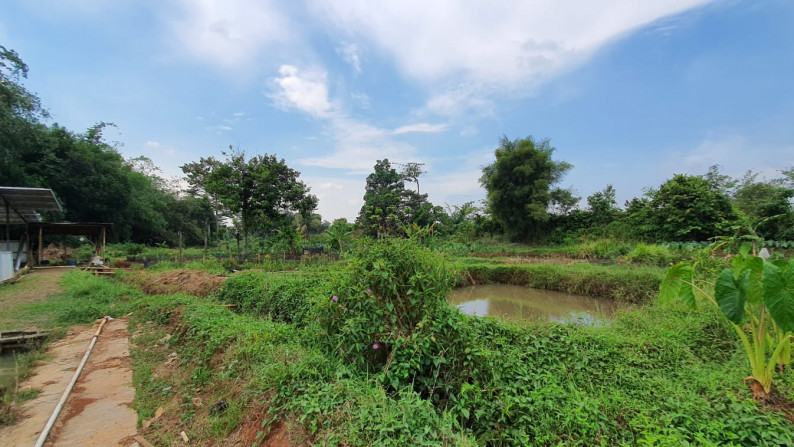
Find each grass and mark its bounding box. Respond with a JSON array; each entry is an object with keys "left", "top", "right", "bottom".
[
  {"left": 455, "top": 257, "right": 666, "bottom": 303},
  {"left": 4, "top": 241, "right": 793, "bottom": 445}
]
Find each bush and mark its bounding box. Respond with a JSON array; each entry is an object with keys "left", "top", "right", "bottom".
[
  {"left": 625, "top": 243, "right": 674, "bottom": 266},
  {"left": 574, "top": 238, "right": 632, "bottom": 259},
  {"left": 215, "top": 271, "right": 327, "bottom": 325},
  {"left": 318, "top": 237, "right": 476, "bottom": 399}
]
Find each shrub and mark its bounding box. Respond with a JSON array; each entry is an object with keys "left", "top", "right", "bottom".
[
  {"left": 318, "top": 237, "right": 476, "bottom": 400},
  {"left": 215, "top": 271, "right": 327, "bottom": 325},
  {"left": 574, "top": 238, "right": 632, "bottom": 259},
  {"left": 626, "top": 243, "right": 674, "bottom": 266}
]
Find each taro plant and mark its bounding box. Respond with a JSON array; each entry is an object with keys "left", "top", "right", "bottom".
[{"left": 660, "top": 245, "right": 794, "bottom": 399}]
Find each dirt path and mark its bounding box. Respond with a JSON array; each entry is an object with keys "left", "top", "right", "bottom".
[{"left": 0, "top": 269, "right": 141, "bottom": 446}]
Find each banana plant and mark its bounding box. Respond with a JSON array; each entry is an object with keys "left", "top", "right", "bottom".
[{"left": 660, "top": 246, "right": 794, "bottom": 399}]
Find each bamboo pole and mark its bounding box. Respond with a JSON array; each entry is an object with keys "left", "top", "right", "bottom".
[{"left": 37, "top": 226, "right": 43, "bottom": 265}]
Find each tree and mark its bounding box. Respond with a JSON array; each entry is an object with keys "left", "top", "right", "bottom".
[
  {"left": 480, "top": 135, "right": 572, "bottom": 241},
  {"left": 648, "top": 174, "right": 736, "bottom": 241},
  {"left": 325, "top": 218, "right": 353, "bottom": 255},
  {"left": 181, "top": 148, "right": 318, "bottom": 258},
  {"left": 586, "top": 185, "right": 620, "bottom": 225},
  {"left": 357, "top": 159, "right": 442, "bottom": 237},
  {"left": 733, "top": 172, "right": 794, "bottom": 240},
  {"left": 399, "top": 162, "right": 426, "bottom": 194}
]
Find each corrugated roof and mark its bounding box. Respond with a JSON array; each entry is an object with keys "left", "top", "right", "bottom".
[{"left": 0, "top": 187, "right": 62, "bottom": 225}]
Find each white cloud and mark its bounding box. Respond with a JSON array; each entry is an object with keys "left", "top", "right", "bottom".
[
  {"left": 168, "top": 0, "right": 294, "bottom": 70},
  {"left": 145, "top": 140, "right": 161, "bottom": 147},
  {"left": 393, "top": 123, "right": 448, "bottom": 135},
  {"left": 269, "top": 65, "right": 424, "bottom": 171},
  {"left": 350, "top": 91, "right": 371, "bottom": 109},
  {"left": 311, "top": 0, "right": 713, "bottom": 115},
  {"left": 269, "top": 65, "right": 333, "bottom": 118},
  {"left": 665, "top": 134, "right": 794, "bottom": 180},
  {"left": 299, "top": 117, "right": 420, "bottom": 172},
  {"left": 336, "top": 42, "right": 362, "bottom": 74}
]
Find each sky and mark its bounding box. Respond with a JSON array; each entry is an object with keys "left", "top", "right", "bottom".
[{"left": 2, "top": 0, "right": 793, "bottom": 222}]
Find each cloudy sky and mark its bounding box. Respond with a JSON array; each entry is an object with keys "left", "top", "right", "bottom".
[{"left": 2, "top": 0, "right": 793, "bottom": 221}]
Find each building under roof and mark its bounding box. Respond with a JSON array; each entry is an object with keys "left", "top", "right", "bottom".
[{"left": 1, "top": 187, "right": 111, "bottom": 270}]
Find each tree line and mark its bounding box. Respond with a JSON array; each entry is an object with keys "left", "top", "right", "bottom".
[{"left": 4, "top": 45, "right": 792, "bottom": 248}]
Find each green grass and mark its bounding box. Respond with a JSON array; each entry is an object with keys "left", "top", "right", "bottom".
[
  {"left": 455, "top": 258, "right": 665, "bottom": 302},
  {"left": 24, "top": 244, "right": 793, "bottom": 445}
]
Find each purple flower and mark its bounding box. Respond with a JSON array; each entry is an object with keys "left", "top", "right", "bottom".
[
  {"left": 332, "top": 296, "right": 338, "bottom": 302},
  {"left": 373, "top": 343, "right": 379, "bottom": 350},
  {"left": 366, "top": 288, "right": 372, "bottom": 294}
]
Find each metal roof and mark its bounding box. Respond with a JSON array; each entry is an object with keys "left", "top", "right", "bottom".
[
  {"left": 0, "top": 187, "right": 62, "bottom": 225},
  {"left": 27, "top": 222, "right": 112, "bottom": 237}
]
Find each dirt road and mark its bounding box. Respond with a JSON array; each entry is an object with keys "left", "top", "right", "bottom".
[{"left": 0, "top": 270, "right": 140, "bottom": 446}]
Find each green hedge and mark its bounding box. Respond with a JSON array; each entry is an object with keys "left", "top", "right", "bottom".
[
  {"left": 456, "top": 262, "right": 664, "bottom": 303},
  {"left": 213, "top": 271, "right": 329, "bottom": 325}
]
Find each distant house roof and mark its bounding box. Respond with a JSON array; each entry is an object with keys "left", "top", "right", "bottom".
[{"left": 0, "top": 187, "right": 62, "bottom": 225}]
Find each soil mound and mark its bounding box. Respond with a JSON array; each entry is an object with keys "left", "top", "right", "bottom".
[{"left": 129, "top": 270, "right": 227, "bottom": 297}]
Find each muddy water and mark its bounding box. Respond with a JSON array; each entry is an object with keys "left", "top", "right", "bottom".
[
  {"left": 0, "top": 353, "right": 19, "bottom": 391},
  {"left": 448, "top": 284, "right": 620, "bottom": 325}
]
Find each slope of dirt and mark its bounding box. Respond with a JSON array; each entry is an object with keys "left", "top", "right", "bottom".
[
  {"left": 127, "top": 270, "right": 227, "bottom": 297},
  {"left": 0, "top": 318, "right": 139, "bottom": 447}
]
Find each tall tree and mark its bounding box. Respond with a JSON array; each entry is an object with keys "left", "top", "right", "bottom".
[
  {"left": 587, "top": 184, "right": 620, "bottom": 225},
  {"left": 648, "top": 174, "right": 736, "bottom": 241},
  {"left": 357, "top": 159, "right": 441, "bottom": 237},
  {"left": 181, "top": 148, "right": 317, "bottom": 258},
  {"left": 480, "top": 136, "right": 572, "bottom": 241}
]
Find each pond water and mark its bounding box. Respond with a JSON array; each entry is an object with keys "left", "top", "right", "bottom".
[
  {"left": 448, "top": 284, "right": 620, "bottom": 326},
  {"left": 0, "top": 353, "right": 20, "bottom": 391}
]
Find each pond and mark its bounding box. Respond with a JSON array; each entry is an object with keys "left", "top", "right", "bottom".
[
  {"left": 448, "top": 284, "right": 622, "bottom": 326},
  {"left": 0, "top": 353, "right": 20, "bottom": 392}
]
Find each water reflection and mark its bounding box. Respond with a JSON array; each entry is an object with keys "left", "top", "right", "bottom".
[
  {"left": 448, "top": 284, "right": 620, "bottom": 326},
  {"left": 0, "top": 354, "right": 19, "bottom": 391}
]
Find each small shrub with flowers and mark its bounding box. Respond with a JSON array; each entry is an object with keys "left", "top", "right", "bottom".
[{"left": 318, "top": 237, "right": 478, "bottom": 401}]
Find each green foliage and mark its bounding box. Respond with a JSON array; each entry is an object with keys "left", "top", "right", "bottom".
[
  {"left": 318, "top": 237, "right": 476, "bottom": 400},
  {"left": 625, "top": 243, "right": 674, "bottom": 266},
  {"left": 215, "top": 271, "right": 328, "bottom": 325},
  {"left": 480, "top": 135, "right": 572, "bottom": 241},
  {"left": 574, "top": 238, "right": 632, "bottom": 259},
  {"left": 181, "top": 147, "right": 318, "bottom": 257},
  {"left": 357, "top": 159, "right": 443, "bottom": 237},
  {"left": 458, "top": 259, "right": 664, "bottom": 303},
  {"left": 648, "top": 174, "right": 737, "bottom": 241},
  {"left": 661, "top": 253, "right": 794, "bottom": 397}
]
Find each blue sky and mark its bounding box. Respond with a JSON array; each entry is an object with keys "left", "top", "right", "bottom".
[{"left": 2, "top": 0, "right": 792, "bottom": 221}]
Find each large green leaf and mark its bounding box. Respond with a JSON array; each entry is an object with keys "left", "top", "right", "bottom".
[
  {"left": 715, "top": 268, "right": 748, "bottom": 324},
  {"left": 732, "top": 255, "right": 764, "bottom": 305},
  {"left": 659, "top": 262, "right": 695, "bottom": 308},
  {"left": 763, "top": 260, "right": 794, "bottom": 333}
]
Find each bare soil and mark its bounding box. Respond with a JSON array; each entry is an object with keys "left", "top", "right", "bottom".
[
  {"left": 0, "top": 318, "right": 139, "bottom": 446},
  {"left": 126, "top": 270, "right": 227, "bottom": 297}
]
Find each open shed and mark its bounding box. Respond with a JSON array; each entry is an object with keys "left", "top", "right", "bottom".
[{"left": 1, "top": 186, "right": 112, "bottom": 270}]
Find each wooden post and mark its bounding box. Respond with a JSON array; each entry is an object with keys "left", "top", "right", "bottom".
[
  {"left": 4, "top": 198, "right": 9, "bottom": 252},
  {"left": 204, "top": 222, "right": 208, "bottom": 260},
  {"left": 37, "top": 226, "right": 43, "bottom": 264},
  {"left": 100, "top": 227, "right": 106, "bottom": 257},
  {"left": 26, "top": 232, "right": 33, "bottom": 268}
]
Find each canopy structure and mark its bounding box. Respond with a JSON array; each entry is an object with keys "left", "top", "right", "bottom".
[
  {"left": 1, "top": 187, "right": 62, "bottom": 225},
  {"left": 1, "top": 187, "right": 111, "bottom": 268}
]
